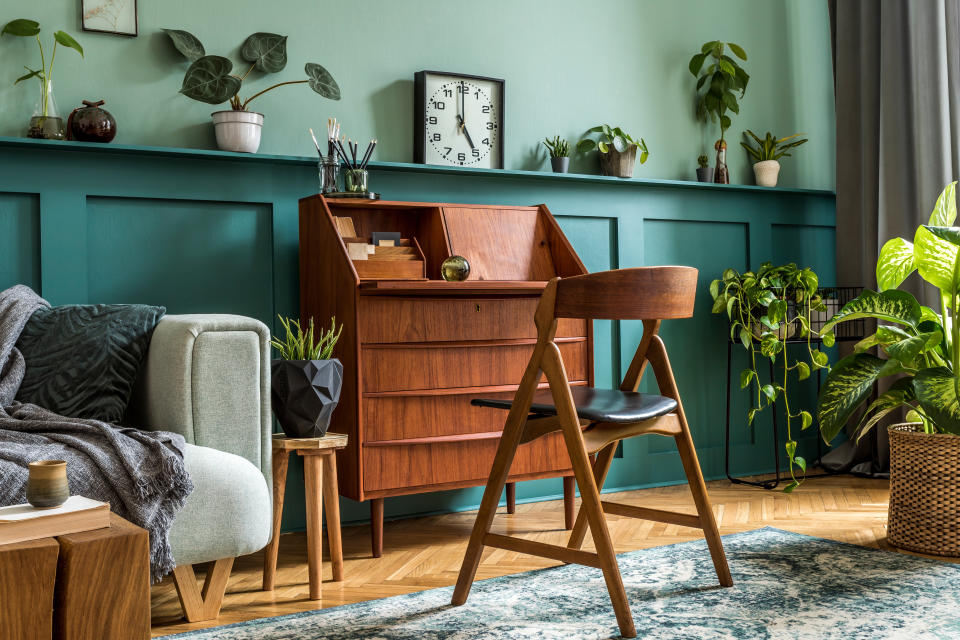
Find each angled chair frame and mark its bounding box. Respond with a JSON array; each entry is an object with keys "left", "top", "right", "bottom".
[{"left": 451, "top": 269, "right": 733, "bottom": 639}]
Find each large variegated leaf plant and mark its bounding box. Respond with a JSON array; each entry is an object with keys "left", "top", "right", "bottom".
[{"left": 818, "top": 182, "right": 960, "bottom": 443}]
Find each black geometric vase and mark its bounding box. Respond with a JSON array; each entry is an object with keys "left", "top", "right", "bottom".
[{"left": 270, "top": 358, "right": 344, "bottom": 438}]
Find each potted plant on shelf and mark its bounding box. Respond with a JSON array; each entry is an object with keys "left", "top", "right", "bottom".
[
  {"left": 162, "top": 28, "right": 340, "bottom": 153},
  {"left": 576, "top": 124, "right": 649, "bottom": 178},
  {"left": 711, "top": 262, "right": 831, "bottom": 491},
  {"left": 740, "top": 130, "right": 808, "bottom": 187},
  {"left": 696, "top": 154, "right": 713, "bottom": 182},
  {"left": 270, "top": 315, "right": 344, "bottom": 438},
  {"left": 1, "top": 19, "right": 83, "bottom": 140},
  {"left": 543, "top": 135, "right": 571, "bottom": 173},
  {"left": 689, "top": 41, "right": 749, "bottom": 184},
  {"left": 817, "top": 181, "right": 960, "bottom": 555}
]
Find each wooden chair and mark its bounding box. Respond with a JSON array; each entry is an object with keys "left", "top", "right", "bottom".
[{"left": 451, "top": 267, "right": 733, "bottom": 638}]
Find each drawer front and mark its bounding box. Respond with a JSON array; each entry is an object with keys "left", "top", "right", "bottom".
[
  {"left": 363, "top": 433, "right": 571, "bottom": 493},
  {"left": 359, "top": 297, "right": 587, "bottom": 343},
  {"left": 362, "top": 340, "right": 588, "bottom": 393}
]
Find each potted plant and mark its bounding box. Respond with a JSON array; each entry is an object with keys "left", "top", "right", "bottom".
[
  {"left": 576, "top": 124, "right": 649, "bottom": 178},
  {"left": 711, "top": 262, "right": 831, "bottom": 491},
  {"left": 689, "top": 41, "right": 749, "bottom": 183},
  {"left": 270, "top": 315, "right": 344, "bottom": 438},
  {"left": 696, "top": 154, "right": 713, "bottom": 183},
  {"left": 817, "top": 181, "right": 960, "bottom": 555},
  {"left": 1, "top": 19, "right": 83, "bottom": 140},
  {"left": 740, "top": 130, "right": 808, "bottom": 187},
  {"left": 163, "top": 28, "right": 340, "bottom": 153},
  {"left": 543, "top": 135, "right": 571, "bottom": 173}
]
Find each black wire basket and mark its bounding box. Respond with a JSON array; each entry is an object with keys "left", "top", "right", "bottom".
[{"left": 726, "top": 286, "right": 865, "bottom": 345}]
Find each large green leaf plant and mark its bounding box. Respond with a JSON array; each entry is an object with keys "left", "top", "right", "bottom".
[
  {"left": 818, "top": 182, "right": 960, "bottom": 444},
  {"left": 689, "top": 40, "right": 749, "bottom": 147},
  {"left": 162, "top": 29, "right": 339, "bottom": 110},
  {"left": 1, "top": 19, "right": 83, "bottom": 118}
]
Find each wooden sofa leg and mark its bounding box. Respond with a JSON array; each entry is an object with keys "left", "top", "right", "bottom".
[{"left": 172, "top": 557, "right": 235, "bottom": 622}]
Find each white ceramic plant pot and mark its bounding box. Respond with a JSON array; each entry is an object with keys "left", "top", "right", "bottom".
[
  {"left": 753, "top": 160, "right": 781, "bottom": 187},
  {"left": 211, "top": 110, "right": 264, "bottom": 153}
]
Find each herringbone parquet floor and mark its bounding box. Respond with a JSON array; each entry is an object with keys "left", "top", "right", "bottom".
[{"left": 150, "top": 475, "right": 923, "bottom": 637}]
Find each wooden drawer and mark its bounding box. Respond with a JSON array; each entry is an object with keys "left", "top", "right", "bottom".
[
  {"left": 359, "top": 297, "right": 587, "bottom": 343},
  {"left": 362, "top": 340, "right": 588, "bottom": 393},
  {"left": 362, "top": 433, "right": 572, "bottom": 493}
]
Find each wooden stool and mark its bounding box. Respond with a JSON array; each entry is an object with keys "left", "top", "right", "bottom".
[
  {"left": 452, "top": 268, "right": 733, "bottom": 639},
  {"left": 262, "top": 433, "right": 348, "bottom": 600}
]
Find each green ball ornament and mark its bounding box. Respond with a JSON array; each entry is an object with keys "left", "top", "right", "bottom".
[{"left": 441, "top": 255, "right": 471, "bottom": 282}]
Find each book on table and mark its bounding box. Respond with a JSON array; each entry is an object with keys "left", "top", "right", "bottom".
[{"left": 0, "top": 496, "right": 110, "bottom": 545}]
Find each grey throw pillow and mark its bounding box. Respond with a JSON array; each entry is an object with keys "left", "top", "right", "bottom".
[{"left": 15, "top": 304, "right": 165, "bottom": 423}]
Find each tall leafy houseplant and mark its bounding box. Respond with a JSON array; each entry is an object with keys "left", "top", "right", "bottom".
[
  {"left": 711, "top": 262, "right": 831, "bottom": 491},
  {"left": 1, "top": 19, "right": 83, "bottom": 140},
  {"left": 689, "top": 41, "right": 749, "bottom": 148},
  {"left": 818, "top": 182, "right": 960, "bottom": 442}
]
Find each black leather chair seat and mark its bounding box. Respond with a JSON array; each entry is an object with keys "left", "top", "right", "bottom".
[{"left": 472, "top": 387, "right": 678, "bottom": 424}]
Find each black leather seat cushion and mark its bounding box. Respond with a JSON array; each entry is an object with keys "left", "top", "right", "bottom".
[{"left": 472, "top": 387, "right": 678, "bottom": 424}]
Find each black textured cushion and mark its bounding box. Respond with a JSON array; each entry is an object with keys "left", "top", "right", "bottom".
[
  {"left": 15, "top": 304, "right": 165, "bottom": 423},
  {"left": 472, "top": 387, "right": 678, "bottom": 424}
]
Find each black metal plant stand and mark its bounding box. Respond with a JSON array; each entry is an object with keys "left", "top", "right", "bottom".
[{"left": 723, "top": 286, "right": 865, "bottom": 490}]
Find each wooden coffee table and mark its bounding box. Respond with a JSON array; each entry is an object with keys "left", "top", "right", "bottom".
[{"left": 0, "top": 511, "right": 150, "bottom": 640}]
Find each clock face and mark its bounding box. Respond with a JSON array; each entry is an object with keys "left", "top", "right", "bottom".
[{"left": 416, "top": 72, "right": 503, "bottom": 169}]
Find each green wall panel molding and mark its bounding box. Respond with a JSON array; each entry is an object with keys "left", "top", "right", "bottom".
[
  {"left": 0, "top": 137, "right": 835, "bottom": 531},
  {"left": 0, "top": 0, "right": 835, "bottom": 190}
]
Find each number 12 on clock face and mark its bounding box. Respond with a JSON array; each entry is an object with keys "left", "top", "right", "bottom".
[{"left": 414, "top": 71, "right": 504, "bottom": 169}]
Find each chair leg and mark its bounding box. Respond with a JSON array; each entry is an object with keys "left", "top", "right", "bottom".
[
  {"left": 674, "top": 428, "right": 733, "bottom": 587},
  {"left": 568, "top": 441, "right": 618, "bottom": 550},
  {"left": 172, "top": 557, "right": 235, "bottom": 622}
]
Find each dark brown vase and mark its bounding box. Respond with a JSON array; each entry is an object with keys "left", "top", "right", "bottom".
[{"left": 67, "top": 99, "right": 117, "bottom": 143}]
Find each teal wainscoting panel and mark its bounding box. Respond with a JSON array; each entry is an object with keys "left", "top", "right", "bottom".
[
  {"left": 85, "top": 197, "right": 274, "bottom": 320},
  {"left": 0, "top": 193, "right": 40, "bottom": 291}
]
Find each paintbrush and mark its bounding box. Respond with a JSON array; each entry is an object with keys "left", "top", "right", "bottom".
[{"left": 308, "top": 128, "right": 322, "bottom": 156}]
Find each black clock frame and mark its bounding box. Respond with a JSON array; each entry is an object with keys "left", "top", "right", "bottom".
[{"left": 414, "top": 70, "right": 505, "bottom": 169}]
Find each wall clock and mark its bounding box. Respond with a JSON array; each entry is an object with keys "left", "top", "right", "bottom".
[{"left": 414, "top": 71, "right": 504, "bottom": 169}]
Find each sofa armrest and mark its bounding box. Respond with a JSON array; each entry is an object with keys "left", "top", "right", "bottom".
[{"left": 134, "top": 314, "right": 271, "bottom": 480}]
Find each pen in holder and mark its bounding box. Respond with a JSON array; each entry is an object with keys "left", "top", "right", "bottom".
[
  {"left": 344, "top": 168, "right": 368, "bottom": 193},
  {"left": 319, "top": 154, "right": 339, "bottom": 194},
  {"left": 310, "top": 120, "right": 378, "bottom": 198}
]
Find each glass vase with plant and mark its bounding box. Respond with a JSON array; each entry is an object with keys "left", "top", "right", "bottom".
[
  {"left": 711, "top": 262, "right": 831, "bottom": 491},
  {"left": 576, "top": 124, "right": 649, "bottom": 178},
  {"left": 1, "top": 19, "right": 83, "bottom": 140}
]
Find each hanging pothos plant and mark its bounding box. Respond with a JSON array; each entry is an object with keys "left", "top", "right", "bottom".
[{"left": 711, "top": 262, "right": 832, "bottom": 492}]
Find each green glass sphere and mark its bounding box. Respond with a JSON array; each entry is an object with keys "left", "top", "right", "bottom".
[{"left": 441, "top": 255, "right": 471, "bottom": 282}]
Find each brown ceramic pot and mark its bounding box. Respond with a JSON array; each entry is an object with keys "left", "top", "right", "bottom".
[
  {"left": 67, "top": 99, "right": 117, "bottom": 143},
  {"left": 27, "top": 460, "right": 70, "bottom": 509}
]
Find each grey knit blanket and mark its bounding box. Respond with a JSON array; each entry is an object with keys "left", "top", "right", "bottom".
[{"left": 0, "top": 285, "right": 193, "bottom": 582}]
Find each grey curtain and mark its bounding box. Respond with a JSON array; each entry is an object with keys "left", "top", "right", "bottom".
[{"left": 829, "top": 0, "right": 960, "bottom": 475}]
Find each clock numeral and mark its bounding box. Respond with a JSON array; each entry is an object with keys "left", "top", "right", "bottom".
[
  {"left": 426, "top": 116, "right": 437, "bottom": 125},
  {"left": 432, "top": 133, "right": 441, "bottom": 142},
  {"left": 443, "top": 88, "right": 453, "bottom": 97},
  {"left": 482, "top": 105, "right": 491, "bottom": 114},
  {"left": 474, "top": 91, "right": 480, "bottom": 99},
  {"left": 457, "top": 152, "right": 466, "bottom": 162},
  {"left": 485, "top": 122, "right": 497, "bottom": 130},
  {"left": 443, "top": 147, "right": 452, "bottom": 157},
  {"left": 472, "top": 148, "right": 480, "bottom": 158},
  {"left": 432, "top": 101, "right": 445, "bottom": 110},
  {"left": 456, "top": 84, "right": 466, "bottom": 93},
  {"left": 482, "top": 138, "right": 490, "bottom": 146}
]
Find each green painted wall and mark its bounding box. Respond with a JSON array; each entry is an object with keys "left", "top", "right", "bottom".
[{"left": 0, "top": 0, "right": 835, "bottom": 190}]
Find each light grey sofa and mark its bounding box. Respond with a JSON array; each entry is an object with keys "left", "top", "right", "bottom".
[{"left": 130, "top": 314, "right": 273, "bottom": 622}]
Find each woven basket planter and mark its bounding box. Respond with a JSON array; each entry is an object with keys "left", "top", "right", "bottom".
[{"left": 888, "top": 423, "right": 960, "bottom": 556}]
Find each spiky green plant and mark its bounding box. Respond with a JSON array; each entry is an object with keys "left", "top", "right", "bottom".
[
  {"left": 740, "top": 130, "right": 807, "bottom": 163},
  {"left": 270, "top": 316, "right": 341, "bottom": 360},
  {"left": 698, "top": 154, "right": 710, "bottom": 168},
  {"left": 542, "top": 135, "right": 570, "bottom": 158}
]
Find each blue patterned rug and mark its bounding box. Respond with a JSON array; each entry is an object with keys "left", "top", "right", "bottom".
[{"left": 168, "top": 528, "right": 960, "bottom": 639}]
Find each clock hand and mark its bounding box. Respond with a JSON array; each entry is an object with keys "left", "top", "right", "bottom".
[{"left": 457, "top": 115, "right": 476, "bottom": 150}]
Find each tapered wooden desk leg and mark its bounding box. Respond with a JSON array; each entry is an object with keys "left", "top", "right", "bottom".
[
  {"left": 303, "top": 454, "right": 324, "bottom": 600},
  {"left": 562, "top": 476, "right": 575, "bottom": 530},
  {"left": 371, "top": 498, "right": 384, "bottom": 558},
  {"left": 321, "top": 452, "right": 344, "bottom": 581},
  {"left": 505, "top": 482, "right": 516, "bottom": 514},
  {"left": 262, "top": 447, "right": 290, "bottom": 591}
]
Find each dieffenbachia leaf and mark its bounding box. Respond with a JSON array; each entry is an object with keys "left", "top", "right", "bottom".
[
  {"left": 854, "top": 378, "right": 916, "bottom": 441},
  {"left": 821, "top": 289, "right": 921, "bottom": 334},
  {"left": 876, "top": 236, "right": 916, "bottom": 291},
  {"left": 884, "top": 328, "right": 943, "bottom": 366},
  {"left": 241, "top": 32, "right": 288, "bottom": 73},
  {"left": 163, "top": 28, "right": 205, "bottom": 61},
  {"left": 913, "top": 367, "right": 960, "bottom": 434},
  {"left": 305, "top": 63, "right": 340, "bottom": 100},
  {"left": 817, "top": 353, "right": 886, "bottom": 444},
  {"left": 927, "top": 181, "right": 957, "bottom": 227},
  {"left": 179, "top": 55, "right": 240, "bottom": 105},
  {"left": 914, "top": 224, "right": 959, "bottom": 291}
]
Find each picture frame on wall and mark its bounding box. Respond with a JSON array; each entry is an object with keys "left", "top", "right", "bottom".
[{"left": 81, "top": 0, "right": 138, "bottom": 37}]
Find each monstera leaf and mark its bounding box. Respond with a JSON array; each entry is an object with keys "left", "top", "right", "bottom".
[
  {"left": 180, "top": 55, "right": 240, "bottom": 105},
  {"left": 241, "top": 32, "right": 288, "bottom": 73},
  {"left": 913, "top": 367, "right": 960, "bottom": 434},
  {"left": 163, "top": 28, "right": 205, "bottom": 61},
  {"left": 821, "top": 289, "right": 921, "bottom": 334},
  {"left": 817, "top": 353, "right": 886, "bottom": 444},
  {"left": 305, "top": 63, "right": 340, "bottom": 99}
]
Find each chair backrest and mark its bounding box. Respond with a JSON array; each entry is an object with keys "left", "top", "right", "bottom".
[{"left": 552, "top": 267, "right": 698, "bottom": 320}]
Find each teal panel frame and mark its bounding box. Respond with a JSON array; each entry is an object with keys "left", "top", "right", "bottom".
[{"left": 0, "top": 137, "right": 836, "bottom": 529}]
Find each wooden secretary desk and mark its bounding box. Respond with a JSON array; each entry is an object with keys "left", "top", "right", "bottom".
[{"left": 298, "top": 195, "right": 593, "bottom": 556}]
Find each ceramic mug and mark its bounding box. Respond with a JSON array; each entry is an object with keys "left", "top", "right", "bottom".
[{"left": 27, "top": 460, "right": 70, "bottom": 509}]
